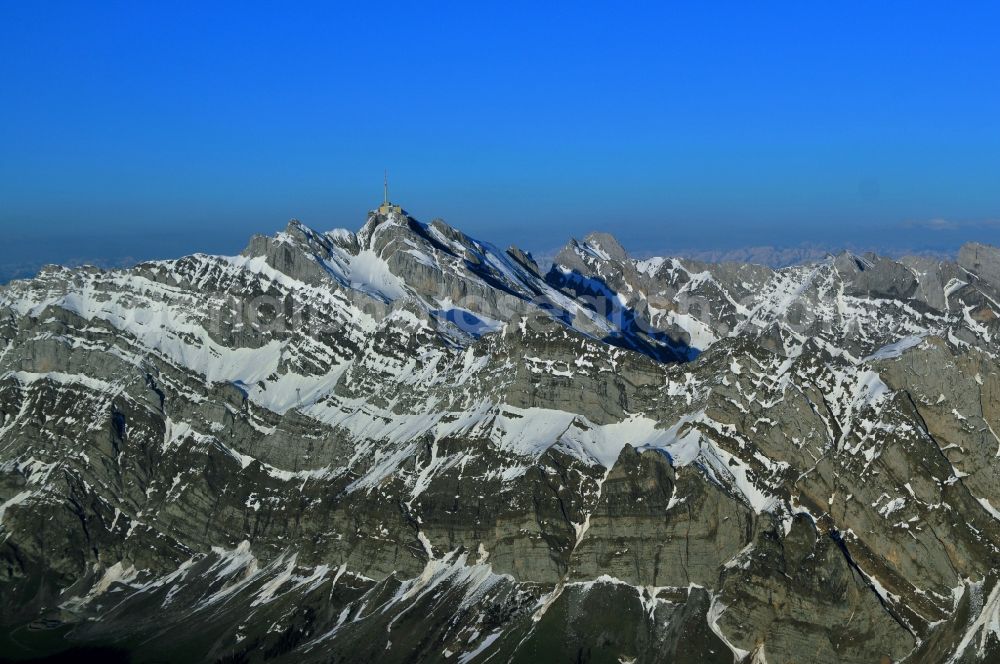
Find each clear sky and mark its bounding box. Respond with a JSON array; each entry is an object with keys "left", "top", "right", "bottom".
[{"left": 2, "top": 2, "right": 999, "bottom": 279}]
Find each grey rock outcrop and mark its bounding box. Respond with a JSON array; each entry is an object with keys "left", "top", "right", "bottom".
[{"left": 2, "top": 209, "right": 1000, "bottom": 662}]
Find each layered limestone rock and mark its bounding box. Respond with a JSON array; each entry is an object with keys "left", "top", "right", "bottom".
[
  {"left": 3, "top": 211, "right": 1000, "bottom": 662},
  {"left": 568, "top": 447, "right": 753, "bottom": 588}
]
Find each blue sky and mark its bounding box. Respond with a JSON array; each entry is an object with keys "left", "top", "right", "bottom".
[{"left": 2, "top": 2, "right": 999, "bottom": 278}]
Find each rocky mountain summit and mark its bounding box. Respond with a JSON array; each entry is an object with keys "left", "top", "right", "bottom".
[{"left": 2, "top": 205, "right": 1000, "bottom": 663}]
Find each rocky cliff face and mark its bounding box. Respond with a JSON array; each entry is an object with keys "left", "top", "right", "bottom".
[{"left": 2, "top": 207, "right": 1000, "bottom": 663}]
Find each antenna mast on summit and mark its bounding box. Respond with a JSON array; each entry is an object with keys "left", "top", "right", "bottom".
[{"left": 383, "top": 170, "right": 389, "bottom": 206}]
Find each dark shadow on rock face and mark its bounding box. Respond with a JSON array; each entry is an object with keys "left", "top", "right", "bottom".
[
  {"left": 544, "top": 265, "right": 698, "bottom": 363},
  {"left": 0, "top": 648, "right": 131, "bottom": 664},
  {"left": 0, "top": 623, "right": 131, "bottom": 664}
]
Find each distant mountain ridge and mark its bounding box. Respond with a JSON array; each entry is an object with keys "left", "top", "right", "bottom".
[
  {"left": 0, "top": 230, "right": 960, "bottom": 285},
  {"left": 2, "top": 205, "right": 1000, "bottom": 662},
  {"left": 659, "top": 243, "right": 953, "bottom": 268}
]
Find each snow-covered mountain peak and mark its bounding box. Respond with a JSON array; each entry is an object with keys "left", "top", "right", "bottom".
[
  {"left": 581, "top": 231, "right": 630, "bottom": 262},
  {"left": 5, "top": 212, "right": 1000, "bottom": 662}
]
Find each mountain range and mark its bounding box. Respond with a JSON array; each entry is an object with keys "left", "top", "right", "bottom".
[{"left": 2, "top": 205, "right": 1000, "bottom": 663}]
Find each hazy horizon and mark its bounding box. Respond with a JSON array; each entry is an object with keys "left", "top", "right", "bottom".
[
  {"left": 3, "top": 3, "right": 999, "bottom": 278},
  {"left": 0, "top": 207, "right": 973, "bottom": 284}
]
